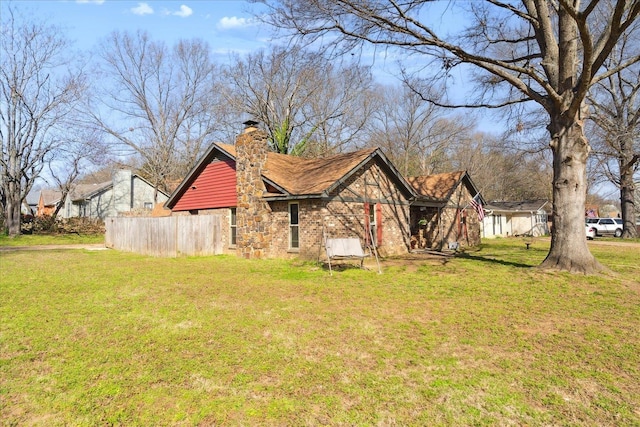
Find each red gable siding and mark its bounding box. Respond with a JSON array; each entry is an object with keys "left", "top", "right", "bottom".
[{"left": 172, "top": 160, "right": 237, "bottom": 211}]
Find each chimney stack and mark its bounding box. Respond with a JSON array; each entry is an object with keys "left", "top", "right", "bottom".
[
  {"left": 235, "top": 121, "right": 272, "bottom": 259},
  {"left": 242, "top": 119, "right": 259, "bottom": 134}
]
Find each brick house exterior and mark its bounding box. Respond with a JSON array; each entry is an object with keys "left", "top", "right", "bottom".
[
  {"left": 166, "top": 124, "right": 485, "bottom": 259},
  {"left": 166, "top": 124, "right": 416, "bottom": 260},
  {"left": 408, "top": 171, "right": 484, "bottom": 250}
]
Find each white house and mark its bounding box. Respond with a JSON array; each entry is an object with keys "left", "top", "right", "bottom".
[{"left": 482, "top": 199, "right": 551, "bottom": 238}]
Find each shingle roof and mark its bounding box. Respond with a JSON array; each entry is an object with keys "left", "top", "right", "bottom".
[
  {"left": 166, "top": 142, "right": 415, "bottom": 209},
  {"left": 39, "top": 189, "right": 63, "bottom": 206},
  {"left": 485, "top": 200, "right": 550, "bottom": 212},
  {"left": 69, "top": 181, "right": 112, "bottom": 201},
  {"left": 217, "top": 144, "right": 379, "bottom": 196},
  {"left": 407, "top": 171, "right": 466, "bottom": 201}
]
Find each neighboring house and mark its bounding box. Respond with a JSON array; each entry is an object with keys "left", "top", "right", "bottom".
[
  {"left": 37, "top": 170, "right": 169, "bottom": 220},
  {"left": 23, "top": 191, "right": 40, "bottom": 215},
  {"left": 482, "top": 199, "right": 551, "bottom": 237},
  {"left": 165, "top": 124, "right": 417, "bottom": 259},
  {"left": 36, "top": 189, "right": 63, "bottom": 217},
  {"left": 165, "top": 122, "right": 487, "bottom": 260},
  {"left": 407, "top": 171, "right": 483, "bottom": 250}
]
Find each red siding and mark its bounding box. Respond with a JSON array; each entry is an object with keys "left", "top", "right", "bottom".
[{"left": 172, "top": 160, "right": 237, "bottom": 211}]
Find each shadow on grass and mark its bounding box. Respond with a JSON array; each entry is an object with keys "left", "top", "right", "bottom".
[
  {"left": 455, "top": 251, "right": 535, "bottom": 269},
  {"left": 320, "top": 261, "right": 367, "bottom": 273}
]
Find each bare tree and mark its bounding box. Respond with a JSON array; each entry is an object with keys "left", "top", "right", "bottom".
[
  {"left": 587, "top": 32, "right": 640, "bottom": 238},
  {"left": 366, "top": 82, "right": 473, "bottom": 176},
  {"left": 222, "top": 45, "right": 373, "bottom": 155},
  {"left": 0, "top": 5, "right": 86, "bottom": 236},
  {"left": 46, "top": 127, "right": 108, "bottom": 218},
  {"left": 91, "top": 31, "right": 220, "bottom": 194},
  {"left": 259, "top": 0, "right": 640, "bottom": 273},
  {"left": 448, "top": 133, "right": 553, "bottom": 201}
]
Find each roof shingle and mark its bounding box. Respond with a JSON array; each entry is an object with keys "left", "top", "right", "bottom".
[
  {"left": 407, "top": 171, "right": 466, "bottom": 201},
  {"left": 217, "top": 144, "right": 377, "bottom": 196}
]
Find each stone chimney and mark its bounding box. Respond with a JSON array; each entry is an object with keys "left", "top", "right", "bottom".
[{"left": 235, "top": 120, "right": 272, "bottom": 259}]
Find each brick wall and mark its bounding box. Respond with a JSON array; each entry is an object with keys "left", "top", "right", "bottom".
[
  {"left": 411, "top": 183, "right": 481, "bottom": 249},
  {"left": 264, "top": 159, "right": 411, "bottom": 260}
]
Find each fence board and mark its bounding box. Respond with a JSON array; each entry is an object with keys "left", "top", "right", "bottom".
[{"left": 105, "top": 216, "right": 222, "bottom": 257}]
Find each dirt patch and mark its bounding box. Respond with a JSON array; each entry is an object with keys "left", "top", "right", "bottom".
[{"left": 370, "top": 250, "right": 457, "bottom": 272}]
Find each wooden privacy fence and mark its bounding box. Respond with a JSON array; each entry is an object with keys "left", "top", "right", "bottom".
[{"left": 105, "top": 216, "right": 222, "bottom": 257}]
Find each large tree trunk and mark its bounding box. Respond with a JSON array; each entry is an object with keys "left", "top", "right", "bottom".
[
  {"left": 619, "top": 155, "right": 638, "bottom": 238},
  {"left": 541, "top": 121, "right": 604, "bottom": 274},
  {"left": 5, "top": 194, "right": 21, "bottom": 237}
]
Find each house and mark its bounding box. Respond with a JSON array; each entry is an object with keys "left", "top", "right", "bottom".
[
  {"left": 37, "top": 170, "right": 169, "bottom": 220},
  {"left": 23, "top": 191, "right": 40, "bottom": 215},
  {"left": 482, "top": 199, "right": 551, "bottom": 237},
  {"left": 407, "top": 171, "right": 484, "bottom": 250},
  {"left": 165, "top": 122, "right": 487, "bottom": 260},
  {"left": 36, "top": 189, "right": 63, "bottom": 217},
  {"left": 165, "top": 123, "right": 417, "bottom": 259}
]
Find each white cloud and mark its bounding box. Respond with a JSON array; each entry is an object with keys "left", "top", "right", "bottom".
[
  {"left": 173, "top": 5, "right": 193, "bottom": 18},
  {"left": 131, "top": 3, "right": 154, "bottom": 16},
  {"left": 76, "top": 0, "right": 105, "bottom": 4},
  {"left": 217, "top": 16, "right": 254, "bottom": 31}
]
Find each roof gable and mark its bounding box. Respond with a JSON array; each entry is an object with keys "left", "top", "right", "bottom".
[
  {"left": 69, "top": 174, "right": 168, "bottom": 202},
  {"left": 166, "top": 143, "right": 415, "bottom": 209},
  {"left": 39, "top": 189, "right": 63, "bottom": 206}
]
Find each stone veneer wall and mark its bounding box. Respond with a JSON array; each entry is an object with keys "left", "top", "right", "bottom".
[{"left": 234, "top": 129, "right": 273, "bottom": 259}]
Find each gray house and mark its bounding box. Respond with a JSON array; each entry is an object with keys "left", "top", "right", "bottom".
[{"left": 59, "top": 170, "right": 168, "bottom": 220}]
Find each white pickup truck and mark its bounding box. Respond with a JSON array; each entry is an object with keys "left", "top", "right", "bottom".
[{"left": 585, "top": 217, "right": 623, "bottom": 237}]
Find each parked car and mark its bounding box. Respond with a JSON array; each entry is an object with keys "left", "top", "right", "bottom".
[
  {"left": 585, "top": 224, "right": 596, "bottom": 240},
  {"left": 585, "top": 217, "right": 623, "bottom": 237}
]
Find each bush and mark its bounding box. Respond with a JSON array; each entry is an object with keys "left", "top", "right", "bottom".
[{"left": 20, "top": 215, "right": 105, "bottom": 235}]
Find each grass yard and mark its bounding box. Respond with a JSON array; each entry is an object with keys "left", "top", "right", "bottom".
[
  {"left": 0, "top": 233, "right": 104, "bottom": 247},
  {"left": 1, "top": 238, "right": 639, "bottom": 426}
]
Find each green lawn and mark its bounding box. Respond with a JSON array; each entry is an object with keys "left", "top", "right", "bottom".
[{"left": 1, "top": 239, "right": 638, "bottom": 426}]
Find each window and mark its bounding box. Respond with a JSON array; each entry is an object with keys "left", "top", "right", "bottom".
[
  {"left": 230, "top": 208, "right": 237, "bottom": 246},
  {"left": 289, "top": 203, "right": 299, "bottom": 249},
  {"left": 365, "top": 203, "right": 383, "bottom": 247},
  {"left": 144, "top": 202, "right": 153, "bottom": 210}
]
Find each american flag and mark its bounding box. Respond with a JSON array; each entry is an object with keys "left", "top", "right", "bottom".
[{"left": 470, "top": 194, "right": 485, "bottom": 221}]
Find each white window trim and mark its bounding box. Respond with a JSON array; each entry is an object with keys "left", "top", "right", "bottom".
[
  {"left": 289, "top": 202, "right": 300, "bottom": 251},
  {"left": 229, "top": 208, "right": 237, "bottom": 247}
]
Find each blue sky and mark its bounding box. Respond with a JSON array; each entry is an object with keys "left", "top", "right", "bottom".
[
  {"left": 11, "top": 1, "right": 271, "bottom": 60},
  {"left": 10, "top": 0, "right": 449, "bottom": 83}
]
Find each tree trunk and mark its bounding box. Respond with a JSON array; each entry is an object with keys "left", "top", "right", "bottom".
[
  {"left": 541, "top": 121, "right": 604, "bottom": 274},
  {"left": 6, "top": 194, "right": 21, "bottom": 237},
  {"left": 619, "top": 157, "right": 638, "bottom": 238}
]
